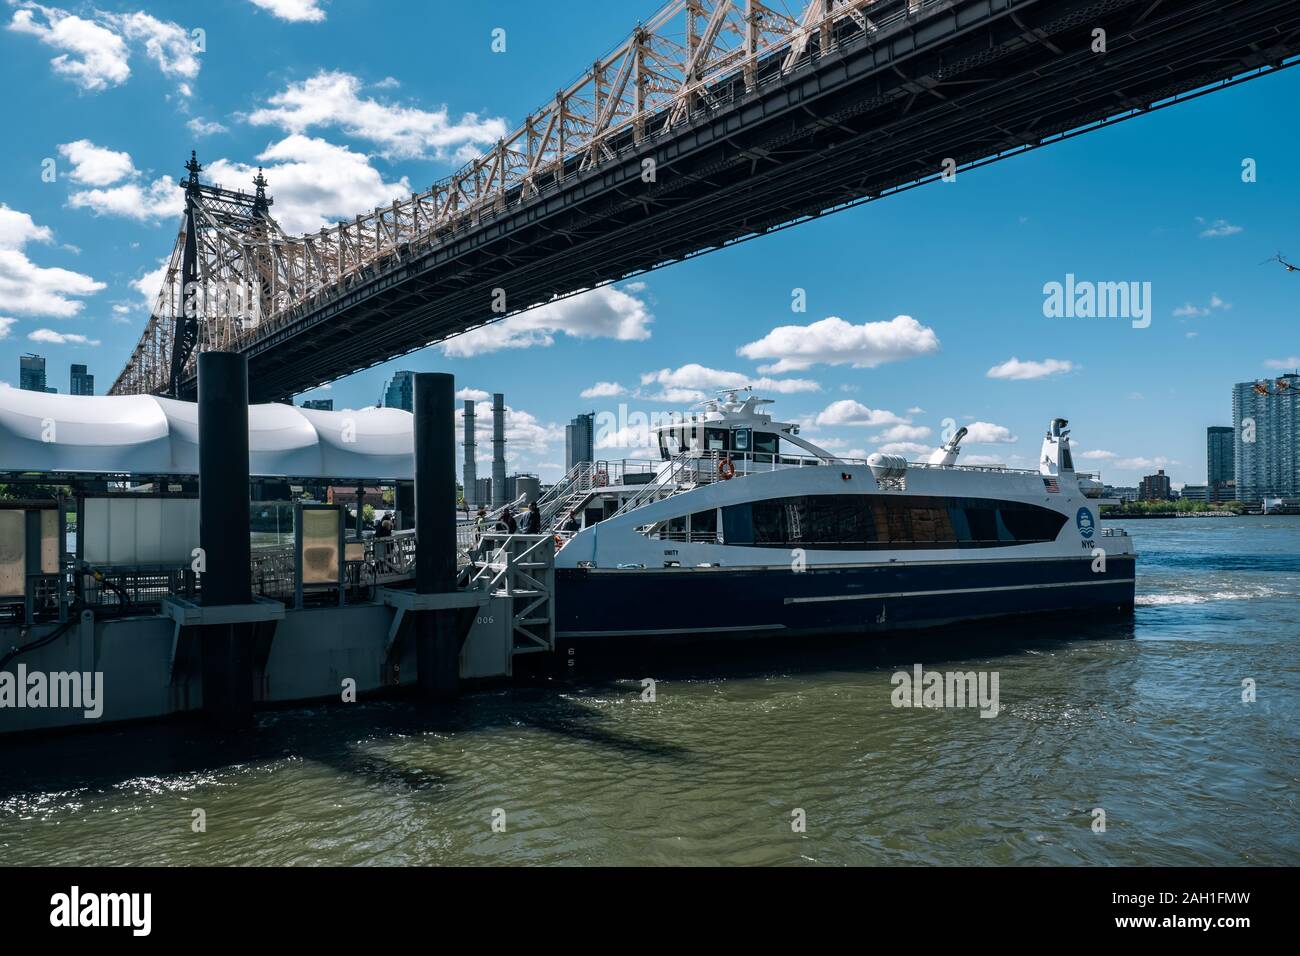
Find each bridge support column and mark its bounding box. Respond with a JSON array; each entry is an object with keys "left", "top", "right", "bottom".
[
  {"left": 197, "top": 352, "right": 255, "bottom": 726},
  {"left": 413, "top": 373, "right": 460, "bottom": 699}
]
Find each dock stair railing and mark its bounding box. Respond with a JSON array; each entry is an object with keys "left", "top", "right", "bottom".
[
  {"left": 456, "top": 492, "right": 529, "bottom": 554},
  {"left": 610, "top": 450, "right": 712, "bottom": 519},
  {"left": 461, "top": 532, "right": 556, "bottom": 655},
  {"left": 537, "top": 460, "right": 598, "bottom": 529}
]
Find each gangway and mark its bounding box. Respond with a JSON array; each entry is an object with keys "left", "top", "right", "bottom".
[{"left": 453, "top": 533, "right": 557, "bottom": 677}]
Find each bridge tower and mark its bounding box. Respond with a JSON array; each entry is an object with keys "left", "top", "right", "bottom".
[{"left": 168, "top": 152, "right": 203, "bottom": 399}]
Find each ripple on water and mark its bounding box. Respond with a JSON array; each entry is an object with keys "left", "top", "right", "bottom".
[{"left": 0, "top": 518, "right": 1296, "bottom": 865}]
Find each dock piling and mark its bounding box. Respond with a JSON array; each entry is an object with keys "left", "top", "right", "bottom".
[
  {"left": 197, "top": 352, "right": 255, "bottom": 725},
  {"left": 413, "top": 372, "right": 460, "bottom": 699}
]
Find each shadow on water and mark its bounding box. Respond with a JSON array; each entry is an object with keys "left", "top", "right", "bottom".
[
  {"left": 1, "top": 611, "right": 1132, "bottom": 803},
  {"left": 532, "top": 610, "right": 1137, "bottom": 687},
  {"left": 0, "top": 686, "right": 693, "bottom": 804}
]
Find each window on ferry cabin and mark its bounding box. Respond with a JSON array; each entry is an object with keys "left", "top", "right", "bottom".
[
  {"left": 753, "top": 431, "right": 779, "bottom": 462},
  {"left": 690, "top": 508, "right": 718, "bottom": 542},
  {"left": 715, "top": 495, "right": 1067, "bottom": 549}
]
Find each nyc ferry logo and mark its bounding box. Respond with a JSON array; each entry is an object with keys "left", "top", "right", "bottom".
[{"left": 1076, "top": 507, "right": 1095, "bottom": 540}]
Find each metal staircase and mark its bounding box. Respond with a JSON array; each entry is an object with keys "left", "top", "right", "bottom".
[
  {"left": 610, "top": 451, "right": 716, "bottom": 520},
  {"left": 462, "top": 533, "right": 556, "bottom": 656},
  {"left": 537, "top": 461, "right": 599, "bottom": 530}
]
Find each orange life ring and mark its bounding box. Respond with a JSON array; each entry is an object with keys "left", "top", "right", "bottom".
[{"left": 718, "top": 457, "right": 736, "bottom": 480}]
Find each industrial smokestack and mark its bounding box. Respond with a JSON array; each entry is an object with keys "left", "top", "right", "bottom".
[
  {"left": 463, "top": 400, "right": 477, "bottom": 508},
  {"left": 492, "top": 392, "right": 506, "bottom": 508}
]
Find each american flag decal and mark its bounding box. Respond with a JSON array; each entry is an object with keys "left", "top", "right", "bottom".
[{"left": 1042, "top": 477, "right": 1060, "bottom": 493}]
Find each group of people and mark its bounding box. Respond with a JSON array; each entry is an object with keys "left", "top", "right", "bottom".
[
  {"left": 472, "top": 502, "right": 581, "bottom": 537},
  {"left": 374, "top": 501, "right": 580, "bottom": 541},
  {"left": 474, "top": 501, "right": 542, "bottom": 536}
]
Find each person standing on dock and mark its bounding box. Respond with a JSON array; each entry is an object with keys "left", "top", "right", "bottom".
[{"left": 524, "top": 501, "right": 541, "bottom": 534}]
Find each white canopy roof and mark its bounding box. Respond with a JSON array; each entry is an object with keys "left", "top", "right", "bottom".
[{"left": 0, "top": 385, "right": 417, "bottom": 480}]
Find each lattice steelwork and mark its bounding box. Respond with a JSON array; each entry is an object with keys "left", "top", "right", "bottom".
[
  {"left": 112, "top": 0, "right": 1300, "bottom": 399},
  {"left": 110, "top": 0, "right": 927, "bottom": 396}
]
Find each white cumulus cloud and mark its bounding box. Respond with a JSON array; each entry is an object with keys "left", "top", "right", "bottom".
[
  {"left": 103, "top": 11, "right": 199, "bottom": 90},
  {"left": 814, "top": 400, "right": 908, "bottom": 428},
  {"left": 442, "top": 283, "right": 653, "bottom": 358},
  {"left": 1196, "top": 217, "right": 1242, "bottom": 238},
  {"left": 580, "top": 381, "right": 626, "bottom": 399},
  {"left": 8, "top": 4, "right": 199, "bottom": 95},
  {"left": 186, "top": 116, "right": 228, "bottom": 137},
  {"left": 7, "top": 2, "right": 130, "bottom": 91},
  {"left": 58, "top": 139, "right": 135, "bottom": 185},
  {"left": 68, "top": 175, "right": 183, "bottom": 222},
  {"left": 246, "top": 70, "right": 506, "bottom": 160},
  {"left": 963, "top": 421, "right": 1018, "bottom": 444},
  {"left": 873, "top": 424, "right": 932, "bottom": 442},
  {"left": 205, "top": 135, "right": 412, "bottom": 234},
  {"left": 248, "top": 0, "right": 326, "bottom": 23},
  {"left": 28, "top": 327, "right": 100, "bottom": 346},
  {"left": 738, "top": 314, "right": 940, "bottom": 373},
  {"left": 877, "top": 442, "right": 931, "bottom": 457},
  {"left": 637, "top": 363, "right": 819, "bottom": 403},
  {"left": 986, "top": 357, "right": 1074, "bottom": 380},
  {"left": 0, "top": 204, "right": 104, "bottom": 317}
]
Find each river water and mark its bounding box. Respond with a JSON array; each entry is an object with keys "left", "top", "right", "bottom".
[{"left": 2, "top": 517, "right": 1296, "bottom": 866}]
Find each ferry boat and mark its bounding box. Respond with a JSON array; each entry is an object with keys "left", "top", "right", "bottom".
[{"left": 542, "top": 390, "right": 1135, "bottom": 639}]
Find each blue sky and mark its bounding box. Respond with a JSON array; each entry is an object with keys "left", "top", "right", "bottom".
[{"left": 1, "top": 0, "right": 1297, "bottom": 486}]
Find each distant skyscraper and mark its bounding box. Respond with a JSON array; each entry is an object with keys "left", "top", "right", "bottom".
[
  {"left": 1206, "top": 426, "right": 1234, "bottom": 502},
  {"left": 383, "top": 370, "right": 415, "bottom": 411},
  {"left": 1139, "top": 469, "right": 1171, "bottom": 501},
  {"left": 301, "top": 399, "right": 334, "bottom": 411},
  {"left": 1233, "top": 373, "right": 1299, "bottom": 502},
  {"left": 565, "top": 412, "right": 595, "bottom": 471},
  {"left": 19, "top": 354, "right": 46, "bottom": 392},
  {"left": 70, "top": 363, "right": 94, "bottom": 395}
]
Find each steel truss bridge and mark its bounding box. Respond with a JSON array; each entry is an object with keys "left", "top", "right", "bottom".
[{"left": 110, "top": 0, "right": 1300, "bottom": 402}]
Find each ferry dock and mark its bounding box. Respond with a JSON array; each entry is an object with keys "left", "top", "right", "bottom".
[{"left": 0, "top": 358, "right": 556, "bottom": 735}]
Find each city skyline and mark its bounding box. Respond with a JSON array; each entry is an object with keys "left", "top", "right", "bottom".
[{"left": 0, "top": 1, "right": 1296, "bottom": 486}]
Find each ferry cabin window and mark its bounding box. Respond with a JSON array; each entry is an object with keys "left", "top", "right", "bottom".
[
  {"left": 1060, "top": 446, "right": 1074, "bottom": 470},
  {"left": 705, "top": 428, "right": 728, "bottom": 452},
  {"left": 753, "top": 432, "right": 779, "bottom": 460},
  {"left": 718, "top": 495, "right": 1067, "bottom": 549},
  {"left": 690, "top": 509, "right": 718, "bottom": 537}
]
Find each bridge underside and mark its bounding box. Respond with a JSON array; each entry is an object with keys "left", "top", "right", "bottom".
[{"left": 213, "top": 0, "right": 1300, "bottom": 402}]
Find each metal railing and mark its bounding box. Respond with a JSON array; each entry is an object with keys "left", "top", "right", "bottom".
[
  {"left": 649, "top": 530, "right": 720, "bottom": 544},
  {"left": 461, "top": 533, "right": 556, "bottom": 655}
]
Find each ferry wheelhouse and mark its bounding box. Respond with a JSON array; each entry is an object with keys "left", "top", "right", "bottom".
[{"left": 539, "top": 390, "right": 1135, "bottom": 639}]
